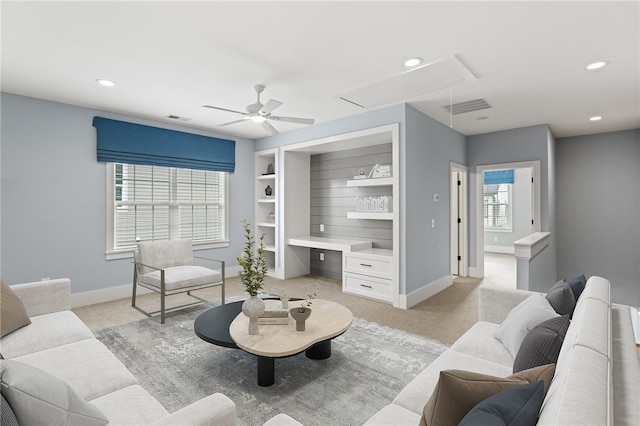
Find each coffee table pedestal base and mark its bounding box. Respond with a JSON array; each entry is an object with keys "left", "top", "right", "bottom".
[{"left": 256, "top": 340, "right": 332, "bottom": 387}]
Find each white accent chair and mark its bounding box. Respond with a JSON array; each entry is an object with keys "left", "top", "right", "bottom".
[{"left": 132, "top": 239, "right": 225, "bottom": 323}]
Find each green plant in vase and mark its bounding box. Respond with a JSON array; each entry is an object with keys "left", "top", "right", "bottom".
[
  {"left": 295, "top": 293, "right": 317, "bottom": 313},
  {"left": 237, "top": 219, "right": 268, "bottom": 296},
  {"left": 237, "top": 219, "right": 268, "bottom": 335}
]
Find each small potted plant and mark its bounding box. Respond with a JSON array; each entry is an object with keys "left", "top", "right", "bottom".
[
  {"left": 237, "top": 219, "right": 269, "bottom": 335},
  {"left": 289, "top": 293, "right": 316, "bottom": 331}
]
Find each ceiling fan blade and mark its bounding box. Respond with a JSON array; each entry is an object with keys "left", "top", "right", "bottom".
[
  {"left": 260, "top": 99, "right": 283, "bottom": 114},
  {"left": 218, "top": 119, "right": 247, "bottom": 127},
  {"left": 269, "top": 115, "right": 315, "bottom": 125},
  {"left": 202, "top": 105, "right": 246, "bottom": 115},
  {"left": 262, "top": 120, "right": 279, "bottom": 135}
]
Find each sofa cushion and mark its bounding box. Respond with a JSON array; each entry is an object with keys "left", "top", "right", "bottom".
[
  {"left": 13, "top": 339, "right": 138, "bottom": 401},
  {"left": 513, "top": 315, "right": 570, "bottom": 373},
  {"left": 450, "top": 321, "right": 514, "bottom": 367},
  {"left": 393, "top": 349, "right": 512, "bottom": 415},
  {"left": 567, "top": 274, "right": 586, "bottom": 302},
  {"left": 419, "top": 363, "right": 555, "bottom": 426},
  {"left": 0, "top": 311, "right": 94, "bottom": 359},
  {"left": 0, "top": 360, "right": 108, "bottom": 426},
  {"left": 1, "top": 279, "right": 31, "bottom": 338},
  {"left": 89, "top": 385, "right": 168, "bottom": 426},
  {"left": 545, "top": 279, "right": 576, "bottom": 316},
  {"left": 459, "top": 380, "right": 544, "bottom": 426},
  {"left": 493, "top": 294, "right": 559, "bottom": 358}
]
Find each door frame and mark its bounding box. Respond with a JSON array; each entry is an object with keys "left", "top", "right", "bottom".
[{"left": 450, "top": 162, "right": 468, "bottom": 276}]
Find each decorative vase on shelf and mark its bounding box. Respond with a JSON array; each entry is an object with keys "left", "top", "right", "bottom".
[
  {"left": 243, "top": 295, "right": 265, "bottom": 335},
  {"left": 265, "top": 185, "right": 273, "bottom": 196},
  {"left": 289, "top": 308, "right": 312, "bottom": 331}
]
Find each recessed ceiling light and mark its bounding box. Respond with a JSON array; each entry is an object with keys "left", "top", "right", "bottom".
[
  {"left": 96, "top": 79, "right": 116, "bottom": 87},
  {"left": 589, "top": 116, "right": 603, "bottom": 121},
  {"left": 404, "top": 57, "right": 423, "bottom": 68},
  {"left": 586, "top": 61, "right": 608, "bottom": 70}
]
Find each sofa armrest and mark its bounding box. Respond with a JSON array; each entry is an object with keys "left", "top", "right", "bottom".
[
  {"left": 478, "top": 284, "right": 537, "bottom": 324},
  {"left": 150, "top": 393, "right": 236, "bottom": 426},
  {"left": 10, "top": 278, "right": 71, "bottom": 316}
]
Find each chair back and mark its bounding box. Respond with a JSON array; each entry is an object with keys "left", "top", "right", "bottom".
[{"left": 136, "top": 240, "right": 194, "bottom": 275}]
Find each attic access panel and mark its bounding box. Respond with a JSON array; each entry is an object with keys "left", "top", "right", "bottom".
[{"left": 339, "top": 55, "right": 477, "bottom": 109}]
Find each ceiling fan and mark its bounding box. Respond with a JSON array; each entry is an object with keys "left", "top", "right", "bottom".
[{"left": 203, "top": 85, "right": 315, "bottom": 135}]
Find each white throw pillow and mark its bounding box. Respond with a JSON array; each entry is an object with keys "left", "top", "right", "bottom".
[{"left": 493, "top": 294, "right": 559, "bottom": 359}]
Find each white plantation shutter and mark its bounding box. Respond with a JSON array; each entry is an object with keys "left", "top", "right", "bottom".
[{"left": 112, "top": 163, "right": 226, "bottom": 251}]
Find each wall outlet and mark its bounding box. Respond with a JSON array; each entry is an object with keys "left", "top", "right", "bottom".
[
  {"left": 319, "top": 223, "right": 324, "bottom": 232},
  {"left": 431, "top": 219, "right": 435, "bottom": 228},
  {"left": 319, "top": 252, "right": 325, "bottom": 261},
  {"left": 494, "top": 236, "right": 499, "bottom": 242}
]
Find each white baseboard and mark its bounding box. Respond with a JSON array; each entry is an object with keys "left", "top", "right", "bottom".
[
  {"left": 484, "top": 246, "right": 515, "bottom": 254},
  {"left": 398, "top": 275, "right": 453, "bottom": 309},
  {"left": 468, "top": 266, "right": 483, "bottom": 278},
  {"left": 71, "top": 265, "right": 242, "bottom": 308}
]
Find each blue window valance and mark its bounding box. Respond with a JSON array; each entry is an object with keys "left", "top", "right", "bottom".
[
  {"left": 93, "top": 116, "right": 235, "bottom": 173},
  {"left": 484, "top": 169, "right": 514, "bottom": 185}
]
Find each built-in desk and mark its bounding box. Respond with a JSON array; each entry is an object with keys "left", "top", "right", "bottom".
[{"left": 287, "top": 236, "right": 372, "bottom": 252}]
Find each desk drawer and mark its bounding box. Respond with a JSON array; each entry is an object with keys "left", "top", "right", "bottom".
[
  {"left": 344, "top": 254, "right": 392, "bottom": 277},
  {"left": 343, "top": 273, "right": 392, "bottom": 302}
]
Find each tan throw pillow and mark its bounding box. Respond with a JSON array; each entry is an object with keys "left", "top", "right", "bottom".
[
  {"left": 1, "top": 279, "right": 32, "bottom": 338},
  {"left": 419, "top": 363, "right": 555, "bottom": 426}
]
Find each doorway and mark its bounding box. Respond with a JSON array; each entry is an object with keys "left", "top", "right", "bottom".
[{"left": 475, "top": 161, "right": 541, "bottom": 283}]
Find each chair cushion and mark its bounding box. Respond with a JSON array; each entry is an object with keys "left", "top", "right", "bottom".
[
  {"left": 419, "top": 363, "right": 555, "bottom": 426},
  {"left": 513, "top": 315, "right": 569, "bottom": 373},
  {"left": 458, "top": 381, "right": 544, "bottom": 426},
  {"left": 0, "top": 360, "right": 108, "bottom": 426},
  {"left": 136, "top": 240, "right": 194, "bottom": 275},
  {"left": 493, "top": 294, "right": 559, "bottom": 358},
  {"left": 545, "top": 279, "right": 576, "bottom": 316},
  {"left": 1, "top": 279, "right": 31, "bottom": 338},
  {"left": 138, "top": 266, "right": 222, "bottom": 294}
]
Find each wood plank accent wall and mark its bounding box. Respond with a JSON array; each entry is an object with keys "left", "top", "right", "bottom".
[{"left": 309, "top": 144, "right": 393, "bottom": 279}]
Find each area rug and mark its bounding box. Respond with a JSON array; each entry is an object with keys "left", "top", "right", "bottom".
[{"left": 95, "top": 299, "right": 448, "bottom": 426}]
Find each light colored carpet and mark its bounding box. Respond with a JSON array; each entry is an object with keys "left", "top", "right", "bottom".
[{"left": 95, "top": 300, "right": 449, "bottom": 426}]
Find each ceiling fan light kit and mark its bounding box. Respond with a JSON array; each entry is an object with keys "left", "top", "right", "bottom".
[{"left": 203, "top": 85, "right": 314, "bottom": 135}]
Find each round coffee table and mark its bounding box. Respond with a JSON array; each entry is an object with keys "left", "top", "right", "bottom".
[
  {"left": 229, "top": 299, "right": 352, "bottom": 386},
  {"left": 194, "top": 299, "right": 353, "bottom": 386}
]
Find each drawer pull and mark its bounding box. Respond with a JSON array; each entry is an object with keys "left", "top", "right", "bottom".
[
  {"left": 359, "top": 263, "right": 373, "bottom": 267},
  {"left": 360, "top": 284, "right": 373, "bottom": 288}
]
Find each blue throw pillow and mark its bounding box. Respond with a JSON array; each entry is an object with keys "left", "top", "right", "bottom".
[
  {"left": 459, "top": 380, "right": 544, "bottom": 426},
  {"left": 567, "top": 274, "right": 586, "bottom": 301}
]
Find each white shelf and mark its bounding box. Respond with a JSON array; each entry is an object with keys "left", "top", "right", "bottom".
[
  {"left": 263, "top": 245, "right": 276, "bottom": 253},
  {"left": 347, "top": 177, "right": 393, "bottom": 187},
  {"left": 347, "top": 212, "right": 393, "bottom": 220},
  {"left": 257, "top": 198, "right": 276, "bottom": 203},
  {"left": 257, "top": 222, "right": 276, "bottom": 228},
  {"left": 258, "top": 174, "right": 276, "bottom": 180}
]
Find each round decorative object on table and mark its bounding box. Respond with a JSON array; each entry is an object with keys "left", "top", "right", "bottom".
[
  {"left": 289, "top": 308, "right": 312, "bottom": 331},
  {"left": 242, "top": 296, "right": 265, "bottom": 335},
  {"left": 265, "top": 185, "right": 273, "bottom": 196}
]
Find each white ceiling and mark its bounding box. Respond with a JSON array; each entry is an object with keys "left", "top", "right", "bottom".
[{"left": 2, "top": 1, "right": 639, "bottom": 140}]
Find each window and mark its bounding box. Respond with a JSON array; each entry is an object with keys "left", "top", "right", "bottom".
[
  {"left": 107, "top": 163, "right": 228, "bottom": 257},
  {"left": 483, "top": 183, "right": 512, "bottom": 231}
]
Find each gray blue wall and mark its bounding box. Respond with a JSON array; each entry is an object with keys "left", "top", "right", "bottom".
[
  {"left": 0, "top": 93, "right": 255, "bottom": 293},
  {"left": 556, "top": 129, "right": 640, "bottom": 306},
  {"left": 404, "top": 105, "right": 466, "bottom": 294}
]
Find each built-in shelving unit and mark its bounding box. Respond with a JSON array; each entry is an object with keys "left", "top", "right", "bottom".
[
  {"left": 254, "top": 148, "right": 279, "bottom": 277},
  {"left": 279, "top": 123, "right": 401, "bottom": 307}
]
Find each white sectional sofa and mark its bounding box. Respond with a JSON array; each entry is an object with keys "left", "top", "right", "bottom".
[
  {"left": 1, "top": 278, "right": 236, "bottom": 426},
  {"left": 267, "top": 276, "right": 640, "bottom": 426}
]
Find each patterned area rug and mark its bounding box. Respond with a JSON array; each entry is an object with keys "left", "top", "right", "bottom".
[{"left": 95, "top": 299, "right": 448, "bottom": 426}]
